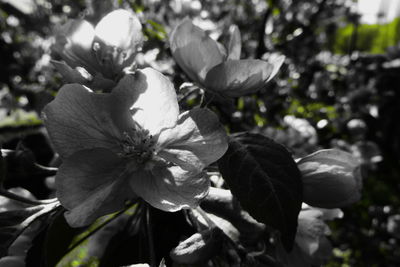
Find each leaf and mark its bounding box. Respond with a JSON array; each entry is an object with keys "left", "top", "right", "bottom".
[
  {"left": 100, "top": 207, "right": 195, "bottom": 267},
  {"left": 43, "top": 209, "right": 83, "bottom": 267},
  {"left": 56, "top": 203, "right": 142, "bottom": 267},
  {"left": 2, "top": 148, "right": 56, "bottom": 183},
  {"left": 0, "top": 202, "right": 60, "bottom": 257},
  {"left": 218, "top": 132, "right": 303, "bottom": 251},
  {"left": 0, "top": 206, "right": 44, "bottom": 227}
]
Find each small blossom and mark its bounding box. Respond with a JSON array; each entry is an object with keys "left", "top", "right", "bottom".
[
  {"left": 277, "top": 205, "right": 342, "bottom": 267},
  {"left": 294, "top": 205, "right": 342, "bottom": 266},
  {"left": 169, "top": 18, "right": 284, "bottom": 97},
  {"left": 53, "top": 9, "right": 143, "bottom": 84},
  {"left": 297, "top": 149, "right": 362, "bottom": 208},
  {"left": 42, "top": 68, "right": 228, "bottom": 227}
]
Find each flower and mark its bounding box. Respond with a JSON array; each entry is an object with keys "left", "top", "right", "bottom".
[
  {"left": 169, "top": 18, "right": 284, "bottom": 97},
  {"left": 297, "top": 149, "right": 362, "bottom": 208},
  {"left": 277, "top": 204, "right": 342, "bottom": 267},
  {"left": 42, "top": 68, "right": 228, "bottom": 227},
  {"left": 293, "top": 205, "right": 342, "bottom": 266},
  {"left": 52, "top": 9, "right": 143, "bottom": 85}
]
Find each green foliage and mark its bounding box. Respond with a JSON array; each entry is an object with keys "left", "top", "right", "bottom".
[
  {"left": 334, "top": 17, "right": 400, "bottom": 54},
  {"left": 287, "top": 99, "right": 337, "bottom": 121},
  {"left": 0, "top": 110, "right": 41, "bottom": 128},
  {"left": 144, "top": 19, "right": 167, "bottom": 41}
]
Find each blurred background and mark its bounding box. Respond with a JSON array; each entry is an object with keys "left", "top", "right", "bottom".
[{"left": 0, "top": 0, "right": 399, "bottom": 266}]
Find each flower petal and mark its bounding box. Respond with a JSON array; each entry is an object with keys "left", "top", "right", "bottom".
[
  {"left": 296, "top": 209, "right": 328, "bottom": 256},
  {"left": 94, "top": 9, "right": 143, "bottom": 76},
  {"left": 43, "top": 84, "right": 134, "bottom": 158},
  {"left": 204, "top": 59, "right": 283, "bottom": 97},
  {"left": 94, "top": 9, "right": 143, "bottom": 53},
  {"left": 169, "top": 18, "right": 224, "bottom": 84},
  {"left": 298, "top": 149, "right": 362, "bottom": 208},
  {"left": 227, "top": 25, "right": 241, "bottom": 60},
  {"left": 56, "top": 148, "right": 135, "bottom": 227},
  {"left": 53, "top": 19, "right": 99, "bottom": 74},
  {"left": 156, "top": 108, "right": 228, "bottom": 172},
  {"left": 112, "top": 68, "right": 179, "bottom": 135},
  {"left": 129, "top": 165, "right": 209, "bottom": 212}
]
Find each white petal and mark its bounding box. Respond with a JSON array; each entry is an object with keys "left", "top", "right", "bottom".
[{"left": 113, "top": 69, "right": 179, "bottom": 135}]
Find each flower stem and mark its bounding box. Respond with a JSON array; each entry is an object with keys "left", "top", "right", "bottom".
[{"left": 146, "top": 205, "right": 157, "bottom": 267}]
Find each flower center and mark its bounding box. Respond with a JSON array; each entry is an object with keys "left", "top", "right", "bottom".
[{"left": 119, "top": 126, "right": 155, "bottom": 164}]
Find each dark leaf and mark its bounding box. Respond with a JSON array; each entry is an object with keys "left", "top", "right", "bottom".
[
  {"left": 0, "top": 206, "right": 44, "bottom": 228},
  {"left": 25, "top": 219, "right": 51, "bottom": 267},
  {"left": 57, "top": 203, "right": 143, "bottom": 267},
  {"left": 98, "top": 205, "right": 144, "bottom": 267},
  {"left": 0, "top": 202, "right": 60, "bottom": 257},
  {"left": 218, "top": 132, "right": 302, "bottom": 251},
  {"left": 43, "top": 208, "right": 83, "bottom": 267},
  {"left": 150, "top": 208, "right": 196, "bottom": 265},
  {"left": 2, "top": 148, "right": 56, "bottom": 181}
]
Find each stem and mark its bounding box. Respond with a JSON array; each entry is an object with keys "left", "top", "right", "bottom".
[
  {"left": 198, "top": 89, "right": 206, "bottom": 108},
  {"left": 146, "top": 205, "right": 157, "bottom": 267},
  {"left": 195, "top": 206, "right": 217, "bottom": 227},
  {"left": 200, "top": 92, "right": 217, "bottom": 108},
  {"left": 178, "top": 84, "right": 201, "bottom": 104},
  {"left": 34, "top": 163, "right": 58, "bottom": 175},
  {"left": 0, "top": 189, "right": 59, "bottom": 205}
]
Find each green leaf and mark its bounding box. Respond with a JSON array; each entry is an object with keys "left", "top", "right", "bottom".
[
  {"left": 145, "top": 20, "right": 166, "bottom": 40},
  {"left": 218, "top": 133, "right": 303, "bottom": 251},
  {"left": 0, "top": 109, "right": 42, "bottom": 128}
]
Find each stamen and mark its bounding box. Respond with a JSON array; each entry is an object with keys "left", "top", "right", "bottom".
[{"left": 119, "top": 125, "right": 156, "bottom": 164}]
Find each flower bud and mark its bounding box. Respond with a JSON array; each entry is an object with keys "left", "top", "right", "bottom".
[
  {"left": 93, "top": 9, "right": 143, "bottom": 75},
  {"left": 53, "top": 19, "right": 98, "bottom": 74},
  {"left": 52, "top": 9, "right": 143, "bottom": 82},
  {"left": 296, "top": 209, "right": 329, "bottom": 256},
  {"left": 297, "top": 149, "right": 362, "bottom": 208},
  {"left": 170, "top": 228, "right": 222, "bottom": 264}
]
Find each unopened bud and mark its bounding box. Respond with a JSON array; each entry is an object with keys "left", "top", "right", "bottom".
[
  {"left": 170, "top": 228, "right": 222, "bottom": 264},
  {"left": 93, "top": 9, "right": 143, "bottom": 74},
  {"left": 297, "top": 149, "right": 362, "bottom": 208}
]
